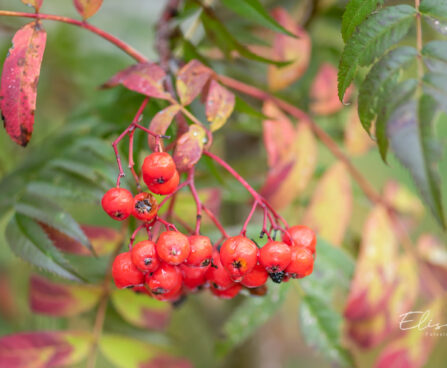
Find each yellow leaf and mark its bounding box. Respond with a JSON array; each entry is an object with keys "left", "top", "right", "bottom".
[{"left": 344, "top": 106, "right": 374, "bottom": 156}]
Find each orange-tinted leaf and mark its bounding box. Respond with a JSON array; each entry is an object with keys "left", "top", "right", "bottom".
[
  {"left": 0, "top": 331, "right": 93, "bottom": 368},
  {"left": 262, "top": 122, "right": 317, "bottom": 209},
  {"left": 262, "top": 101, "right": 295, "bottom": 168},
  {"left": 383, "top": 180, "right": 424, "bottom": 219},
  {"left": 206, "top": 80, "right": 235, "bottom": 131},
  {"left": 345, "top": 206, "right": 397, "bottom": 321},
  {"left": 73, "top": 0, "right": 103, "bottom": 19},
  {"left": 417, "top": 234, "right": 447, "bottom": 290},
  {"left": 41, "top": 223, "right": 123, "bottom": 256},
  {"left": 303, "top": 162, "right": 352, "bottom": 245},
  {"left": 29, "top": 274, "right": 102, "bottom": 317},
  {"left": 173, "top": 124, "right": 206, "bottom": 171},
  {"left": 147, "top": 104, "right": 181, "bottom": 150},
  {"left": 21, "top": 0, "right": 43, "bottom": 11},
  {"left": 102, "top": 63, "right": 170, "bottom": 100},
  {"left": 111, "top": 289, "right": 171, "bottom": 330},
  {"left": 310, "top": 63, "right": 353, "bottom": 115},
  {"left": 267, "top": 8, "right": 311, "bottom": 91},
  {"left": 0, "top": 269, "right": 18, "bottom": 321},
  {"left": 344, "top": 105, "right": 374, "bottom": 156},
  {"left": 0, "top": 21, "right": 46, "bottom": 146},
  {"left": 140, "top": 356, "right": 192, "bottom": 368},
  {"left": 176, "top": 60, "right": 212, "bottom": 106}
]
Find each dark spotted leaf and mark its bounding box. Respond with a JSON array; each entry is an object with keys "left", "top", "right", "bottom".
[
  {"left": 73, "top": 0, "right": 103, "bottom": 19},
  {"left": 0, "top": 21, "right": 46, "bottom": 146}
]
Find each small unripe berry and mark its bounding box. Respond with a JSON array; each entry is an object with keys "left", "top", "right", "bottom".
[
  {"left": 283, "top": 225, "right": 317, "bottom": 254},
  {"left": 112, "top": 252, "right": 144, "bottom": 289},
  {"left": 148, "top": 170, "right": 179, "bottom": 195},
  {"left": 146, "top": 263, "right": 182, "bottom": 295},
  {"left": 286, "top": 246, "right": 314, "bottom": 278},
  {"left": 206, "top": 251, "right": 236, "bottom": 290},
  {"left": 131, "top": 240, "right": 160, "bottom": 272},
  {"left": 241, "top": 264, "right": 269, "bottom": 288},
  {"left": 101, "top": 188, "right": 133, "bottom": 221},
  {"left": 142, "top": 152, "right": 176, "bottom": 185},
  {"left": 186, "top": 235, "right": 213, "bottom": 267},
  {"left": 156, "top": 231, "right": 190, "bottom": 265},
  {"left": 259, "top": 241, "right": 291, "bottom": 273},
  {"left": 132, "top": 192, "right": 158, "bottom": 222},
  {"left": 180, "top": 264, "right": 208, "bottom": 290},
  {"left": 210, "top": 283, "right": 242, "bottom": 299},
  {"left": 219, "top": 236, "right": 258, "bottom": 281}
]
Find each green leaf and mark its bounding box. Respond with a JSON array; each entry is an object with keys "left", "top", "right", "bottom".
[
  {"left": 201, "top": 12, "right": 289, "bottom": 66},
  {"left": 218, "top": 282, "right": 290, "bottom": 354},
  {"left": 375, "top": 79, "right": 418, "bottom": 161},
  {"left": 341, "top": 0, "right": 384, "bottom": 42},
  {"left": 338, "top": 5, "right": 416, "bottom": 101},
  {"left": 6, "top": 214, "right": 84, "bottom": 281},
  {"left": 300, "top": 295, "right": 355, "bottom": 367},
  {"left": 420, "top": 0, "right": 447, "bottom": 22},
  {"left": 15, "top": 191, "right": 94, "bottom": 255},
  {"left": 300, "top": 238, "right": 355, "bottom": 303},
  {"left": 422, "top": 41, "right": 447, "bottom": 73},
  {"left": 423, "top": 72, "right": 447, "bottom": 113},
  {"left": 358, "top": 46, "right": 417, "bottom": 133},
  {"left": 234, "top": 95, "right": 267, "bottom": 120},
  {"left": 221, "top": 0, "right": 296, "bottom": 37},
  {"left": 387, "top": 96, "right": 445, "bottom": 227}
]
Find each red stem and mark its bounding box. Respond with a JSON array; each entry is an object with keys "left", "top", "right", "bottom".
[
  {"left": 201, "top": 204, "right": 229, "bottom": 239},
  {"left": 240, "top": 201, "right": 258, "bottom": 236}
]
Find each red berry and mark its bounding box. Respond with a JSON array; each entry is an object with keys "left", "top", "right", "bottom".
[
  {"left": 131, "top": 240, "right": 160, "bottom": 272},
  {"left": 259, "top": 241, "right": 291, "bottom": 273},
  {"left": 112, "top": 252, "right": 144, "bottom": 289},
  {"left": 101, "top": 188, "right": 133, "bottom": 221},
  {"left": 283, "top": 225, "right": 317, "bottom": 254},
  {"left": 132, "top": 285, "right": 151, "bottom": 295},
  {"left": 180, "top": 264, "right": 208, "bottom": 290},
  {"left": 206, "top": 251, "right": 236, "bottom": 290},
  {"left": 285, "top": 246, "right": 314, "bottom": 278},
  {"left": 132, "top": 192, "right": 158, "bottom": 222},
  {"left": 186, "top": 235, "right": 213, "bottom": 267},
  {"left": 156, "top": 231, "right": 190, "bottom": 265},
  {"left": 142, "top": 152, "right": 176, "bottom": 185},
  {"left": 219, "top": 236, "right": 258, "bottom": 281},
  {"left": 210, "top": 283, "right": 242, "bottom": 299},
  {"left": 148, "top": 170, "right": 179, "bottom": 195},
  {"left": 153, "top": 287, "right": 183, "bottom": 302},
  {"left": 241, "top": 264, "right": 269, "bottom": 288},
  {"left": 146, "top": 263, "right": 182, "bottom": 295}
]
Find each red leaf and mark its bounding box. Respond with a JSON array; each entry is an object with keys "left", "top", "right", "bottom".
[
  {"left": 173, "top": 124, "right": 206, "bottom": 171},
  {"left": 140, "top": 356, "right": 193, "bottom": 368},
  {"left": 21, "top": 0, "right": 43, "bottom": 11},
  {"left": 73, "top": 0, "right": 103, "bottom": 19},
  {"left": 205, "top": 80, "right": 235, "bottom": 131},
  {"left": 176, "top": 60, "right": 212, "bottom": 106},
  {"left": 102, "top": 63, "right": 170, "bottom": 100},
  {"left": 147, "top": 104, "right": 181, "bottom": 150},
  {"left": 0, "top": 21, "right": 46, "bottom": 146},
  {"left": 30, "top": 275, "right": 102, "bottom": 317},
  {"left": 0, "top": 331, "right": 92, "bottom": 368}
]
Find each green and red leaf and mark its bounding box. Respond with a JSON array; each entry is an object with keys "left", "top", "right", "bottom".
[
  {"left": 73, "top": 0, "right": 103, "bottom": 19},
  {"left": 205, "top": 80, "right": 235, "bottom": 131},
  {"left": 176, "top": 60, "right": 212, "bottom": 106},
  {"left": 30, "top": 274, "right": 102, "bottom": 316},
  {"left": 0, "top": 21, "right": 46, "bottom": 146},
  {"left": 21, "top": 0, "right": 43, "bottom": 11},
  {"left": 173, "top": 124, "right": 206, "bottom": 172},
  {"left": 147, "top": 104, "right": 181, "bottom": 151}
]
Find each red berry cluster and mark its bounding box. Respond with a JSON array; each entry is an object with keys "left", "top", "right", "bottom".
[
  {"left": 101, "top": 152, "right": 178, "bottom": 222},
  {"left": 110, "top": 225, "right": 316, "bottom": 302}
]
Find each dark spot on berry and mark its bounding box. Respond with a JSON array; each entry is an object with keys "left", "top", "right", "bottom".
[
  {"left": 156, "top": 177, "right": 166, "bottom": 184},
  {"left": 136, "top": 199, "right": 153, "bottom": 214},
  {"left": 114, "top": 211, "right": 123, "bottom": 218},
  {"left": 201, "top": 259, "right": 211, "bottom": 267},
  {"left": 170, "top": 248, "right": 179, "bottom": 256},
  {"left": 232, "top": 260, "right": 242, "bottom": 269},
  {"left": 212, "top": 282, "right": 218, "bottom": 289},
  {"left": 270, "top": 271, "right": 285, "bottom": 284},
  {"left": 152, "top": 287, "right": 167, "bottom": 295},
  {"left": 125, "top": 285, "right": 134, "bottom": 289},
  {"left": 144, "top": 258, "right": 152, "bottom": 265}
]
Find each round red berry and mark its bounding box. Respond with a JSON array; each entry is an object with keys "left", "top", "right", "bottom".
[
  {"left": 148, "top": 170, "right": 179, "bottom": 195},
  {"left": 180, "top": 264, "right": 207, "bottom": 290},
  {"left": 186, "top": 235, "right": 213, "bottom": 267},
  {"left": 219, "top": 236, "right": 258, "bottom": 281},
  {"left": 152, "top": 287, "right": 183, "bottom": 302},
  {"left": 285, "top": 246, "right": 314, "bottom": 278},
  {"left": 210, "top": 283, "right": 242, "bottom": 299},
  {"left": 241, "top": 264, "right": 269, "bottom": 288},
  {"left": 112, "top": 252, "right": 144, "bottom": 289},
  {"left": 259, "top": 241, "right": 291, "bottom": 273},
  {"left": 206, "top": 251, "right": 235, "bottom": 290},
  {"left": 142, "top": 152, "right": 176, "bottom": 185},
  {"left": 132, "top": 192, "right": 158, "bottom": 222},
  {"left": 156, "top": 231, "right": 190, "bottom": 265},
  {"left": 101, "top": 188, "right": 133, "bottom": 221},
  {"left": 146, "top": 263, "right": 182, "bottom": 295},
  {"left": 283, "top": 225, "right": 317, "bottom": 254},
  {"left": 131, "top": 240, "right": 160, "bottom": 272}
]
